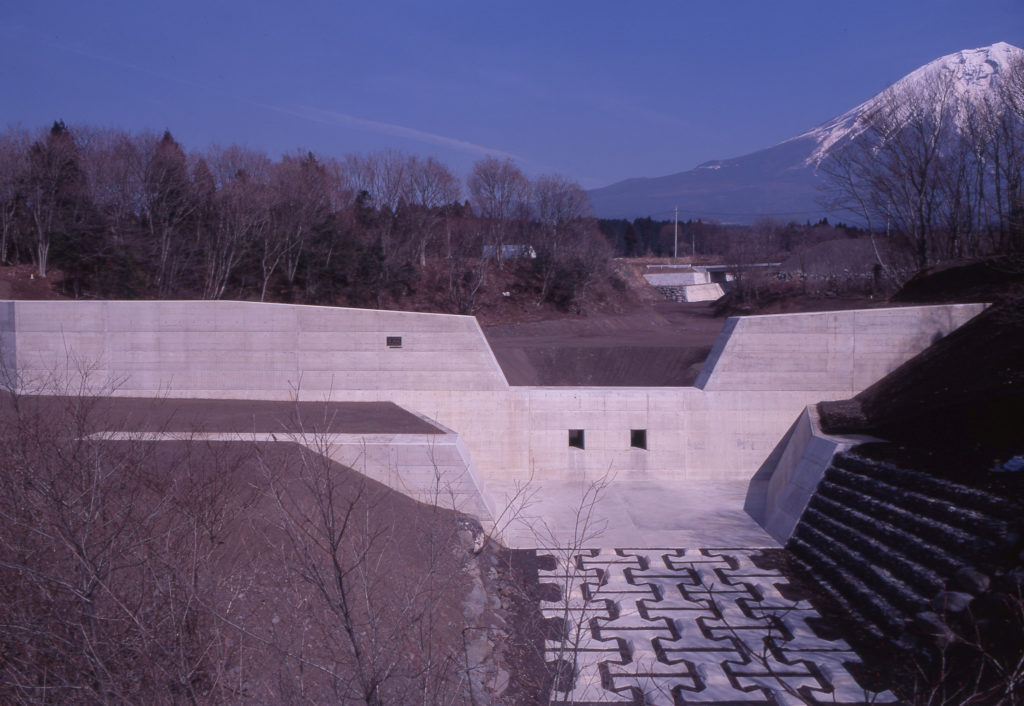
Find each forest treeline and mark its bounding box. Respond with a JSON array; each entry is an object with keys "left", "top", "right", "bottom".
[
  {"left": 0, "top": 120, "right": 868, "bottom": 315},
  {"left": 5, "top": 87, "right": 1023, "bottom": 315},
  {"left": 0, "top": 122, "right": 615, "bottom": 313}
]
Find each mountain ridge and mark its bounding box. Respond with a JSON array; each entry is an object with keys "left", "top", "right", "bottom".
[{"left": 589, "top": 42, "right": 1024, "bottom": 223}]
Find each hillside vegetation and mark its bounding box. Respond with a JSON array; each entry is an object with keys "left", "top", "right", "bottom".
[{"left": 0, "top": 120, "right": 961, "bottom": 326}]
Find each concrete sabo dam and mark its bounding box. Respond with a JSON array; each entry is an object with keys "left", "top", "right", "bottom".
[{"left": 0, "top": 299, "right": 985, "bottom": 547}]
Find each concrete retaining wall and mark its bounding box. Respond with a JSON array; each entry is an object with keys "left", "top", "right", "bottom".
[
  {"left": 7, "top": 301, "right": 508, "bottom": 396},
  {"left": 695, "top": 305, "right": 985, "bottom": 391},
  {"left": 743, "top": 406, "right": 876, "bottom": 543},
  {"left": 95, "top": 427, "right": 495, "bottom": 522},
  {"left": 512, "top": 387, "right": 834, "bottom": 482},
  {"left": 2, "top": 300, "right": 985, "bottom": 485},
  {"left": 656, "top": 283, "right": 725, "bottom": 303}
]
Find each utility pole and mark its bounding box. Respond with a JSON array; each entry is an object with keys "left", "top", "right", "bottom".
[{"left": 673, "top": 207, "right": 678, "bottom": 259}]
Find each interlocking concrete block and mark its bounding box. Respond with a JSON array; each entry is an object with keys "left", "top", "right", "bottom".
[{"left": 539, "top": 548, "right": 897, "bottom": 705}]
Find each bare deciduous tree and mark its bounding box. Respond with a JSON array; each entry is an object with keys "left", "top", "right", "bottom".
[
  {"left": 0, "top": 370, "right": 513, "bottom": 705},
  {"left": 0, "top": 390, "right": 256, "bottom": 703},
  {"left": 202, "top": 147, "right": 271, "bottom": 299},
  {"left": 531, "top": 174, "right": 593, "bottom": 305},
  {"left": 990, "top": 54, "right": 1024, "bottom": 252},
  {"left": 253, "top": 440, "right": 469, "bottom": 703},
  {"left": 76, "top": 128, "right": 148, "bottom": 251},
  {"left": 406, "top": 155, "right": 460, "bottom": 266},
  {"left": 827, "top": 76, "right": 959, "bottom": 268},
  {"left": 272, "top": 152, "right": 334, "bottom": 293},
  {"left": 823, "top": 56, "right": 1024, "bottom": 269},
  {"left": 21, "top": 122, "right": 90, "bottom": 279},
  {"left": 468, "top": 156, "right": 529, "bottom": 268},
  {"left": 443, "top": 221, "right": 490, "bottom": 315},
  {"left": 144, "top": 132, "right": 196, "bottom": 297}
]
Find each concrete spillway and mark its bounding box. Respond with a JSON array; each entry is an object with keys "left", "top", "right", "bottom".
[{"left": 1, "top": 299, "right": 985, "bottom": 533}]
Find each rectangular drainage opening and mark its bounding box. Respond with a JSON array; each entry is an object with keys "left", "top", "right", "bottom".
[
  {"left": 568, "top": 429, "right": 585, "bottom": 449},
  {"left": 631, "top": 429, "right": 647, "bottom": 450}
]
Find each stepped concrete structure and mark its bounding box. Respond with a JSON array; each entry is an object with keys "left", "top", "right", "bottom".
[
  {"left": 1, "top": 299, "right": 984, "bottom": 535},
  {"left": 2, "top": 298, "right": 989, "bottom": 703}
]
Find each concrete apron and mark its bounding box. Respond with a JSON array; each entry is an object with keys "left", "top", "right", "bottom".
[
  {"left": 483, "top": 478, "right": 778, "bottom": 550},
  {"left": 94, "top": 431, "right": 773, "bottom": 550}
]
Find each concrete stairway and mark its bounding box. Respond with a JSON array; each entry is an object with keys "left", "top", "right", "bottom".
[{"left": 787, "top": 451, "right": 1021, "bottom": 647}]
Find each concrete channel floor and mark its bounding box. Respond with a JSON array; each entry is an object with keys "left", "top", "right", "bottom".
[
  {"left": 482, "top": 479, "right": 898, "bottom": 705},
  {"left": 483, "top": 478, "right": 778, "bottom": 550}
]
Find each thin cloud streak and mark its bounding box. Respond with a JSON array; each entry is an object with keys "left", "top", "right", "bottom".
[{"left": 276, "top": 103, "right": 522, "bottom": 161}]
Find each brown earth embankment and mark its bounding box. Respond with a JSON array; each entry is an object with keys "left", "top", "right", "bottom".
[{"left": 483, "top": 300, "right": 723, "bottom": 386}]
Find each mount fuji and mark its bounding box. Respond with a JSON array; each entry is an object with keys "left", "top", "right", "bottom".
[{"left": 588, "top": 42, "right": 1024, "bottom": 224}]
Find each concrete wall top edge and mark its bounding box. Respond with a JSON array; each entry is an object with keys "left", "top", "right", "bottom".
[
  {"left": 0, "top": 299, "right": 481, "bottom": 322},
  {"left": 731, "top": 302, "right": 988, "bottom": 321},
  {"left": 2, "top": 299, "right": 988, "bottom": 318}
]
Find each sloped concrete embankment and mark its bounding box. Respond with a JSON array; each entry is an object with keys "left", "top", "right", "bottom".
[
  {"left": 748, "top": 402, "right": 1023, "bottom": 685},
  {"left": 743, "top": 405, "right": 874, "bottom": 543},
  {"left": 324, "top": 431, "right": 493, "bottom": 521},
  {"left": 788, "top": 451, "right": 1022, "bottom": 660}
]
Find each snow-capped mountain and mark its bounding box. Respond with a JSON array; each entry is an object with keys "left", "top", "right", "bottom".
[
  {"left": 589, "top": 42, "right": 1024, "bottom": 223},
  {"left": 800, "top": 41, "right": 1022, "bottom": 166}
]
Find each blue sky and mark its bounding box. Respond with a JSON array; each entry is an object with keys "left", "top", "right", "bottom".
[{"left": 1, "top": 1, "right": 1022, "bottom": 189}]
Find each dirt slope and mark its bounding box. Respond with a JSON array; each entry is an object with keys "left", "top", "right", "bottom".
[{"left": 483, "top": 300, "right": 723, "bottom": 386}]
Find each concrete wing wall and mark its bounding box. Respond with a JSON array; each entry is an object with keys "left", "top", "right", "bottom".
[
  {"left": 744, "top": 406, "right": 878, "bottom": 544},
  {"left": 695, "top": 304, "right": 986, "bottom": 392},
  {"left": 7, "top": 301, "right": 509, "bottom": 397}
]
